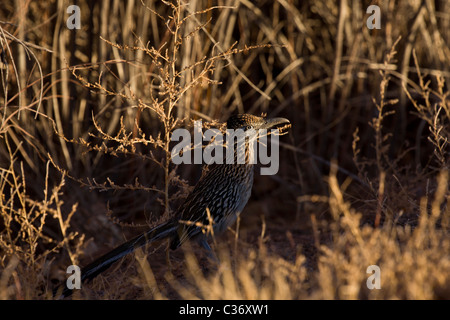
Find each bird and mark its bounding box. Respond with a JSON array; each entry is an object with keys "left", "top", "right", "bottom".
[{"left": 55, "top": 113, "right": 290, "bottom": 298}]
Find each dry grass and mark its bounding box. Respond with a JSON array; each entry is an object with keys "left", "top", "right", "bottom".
[{"left": 0, "top": 0, "right": 449, "bottom": 300}]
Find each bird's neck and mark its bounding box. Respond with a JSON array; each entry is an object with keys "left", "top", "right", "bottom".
[{"left": 224, "top": 130, "right": 258, "bottom": 165}]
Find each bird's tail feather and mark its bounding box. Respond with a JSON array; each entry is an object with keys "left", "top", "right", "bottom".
[{"left": 57, "top": 220, "right": 177, "bottom": 298}]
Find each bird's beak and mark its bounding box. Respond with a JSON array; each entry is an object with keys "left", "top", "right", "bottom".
[{"left": 260, "top": 117, "right": 291, "bottom": 134}]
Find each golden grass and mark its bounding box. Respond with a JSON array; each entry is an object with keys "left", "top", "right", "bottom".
[{"left": 0, "top": 0, "right": 449, "bottom": 299}]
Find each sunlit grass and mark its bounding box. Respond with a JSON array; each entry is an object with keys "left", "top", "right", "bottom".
[{"left": 0, "top": 0, "right": 449, "bottom": 299}]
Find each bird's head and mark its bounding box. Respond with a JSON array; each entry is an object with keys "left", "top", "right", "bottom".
[{"left": 226, "top": 114, "right": 291, "bottom": 134}]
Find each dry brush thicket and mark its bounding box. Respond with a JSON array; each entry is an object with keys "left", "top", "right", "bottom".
[{"left": 0, "top": 0, "right": 449, "bottom": 299}]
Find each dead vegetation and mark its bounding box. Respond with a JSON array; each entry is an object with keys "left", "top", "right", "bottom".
[{"left": 0, "top": 0, "right": 449, "bottom": 299}]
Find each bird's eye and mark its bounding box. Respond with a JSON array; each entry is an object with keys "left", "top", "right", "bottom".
[{"left": 245, "top": 125, "right": 252, "bottom": 130}]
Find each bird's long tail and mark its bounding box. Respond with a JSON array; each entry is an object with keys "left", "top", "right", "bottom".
[{"left": 57, "top": 220, "right": 177, "bottom": 298}]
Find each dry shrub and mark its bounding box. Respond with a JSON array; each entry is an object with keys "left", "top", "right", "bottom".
[
  {"left": 311, "top": 168, "right": 449, "bottom": 300},
  {"left": 128, "top": 166, "right": 448, "bottom": 300},
  {"left": 0, "top": 139, "right": 83, "bottom": 299},
  {"left": 0, "top": 0, "right": 449, "bottom": 300}
]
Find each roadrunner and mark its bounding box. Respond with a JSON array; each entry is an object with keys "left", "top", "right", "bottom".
[{"left": 57, "top": 113, "right": 290, "bottom": 298}]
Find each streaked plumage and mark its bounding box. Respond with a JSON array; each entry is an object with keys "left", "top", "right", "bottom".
[{"left": 56, "top": 113, "right": 290, "bottom": 298}]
